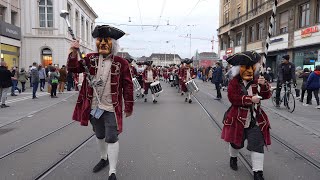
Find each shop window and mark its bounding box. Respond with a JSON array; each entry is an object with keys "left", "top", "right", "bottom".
[
  {"left": 41, "top": 48, "right": 52, "bottom": 67},
  {"left": 257, "top": 21, "right": 263, "bottom": 40},
  {"left": 0, "top": 6, "right": 6, "bottom": 22},
  {"left": 280, "top": 11, "right": 288, "bottom": 34},
  {"left": 249, "top": 25, "right": 255, "bottom": 43},
  {"left": 235, "top": 32, "right": 242, "bottom": 46},
  {"left": 39, "top": 0, "right": 53, "bottom": 28},
  {"left": 299, "top": 2, "right": 310, "bottom": 28}
]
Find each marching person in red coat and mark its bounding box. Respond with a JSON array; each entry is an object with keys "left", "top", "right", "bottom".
[
  {"left": 125, "top": 57, "right": 137, "bottom": 78},
  {"left": 180, "top": 59, "right": 196, "bottom": 103},
  {"left": 221, "top": 51, "right": 271, "bottom": 180},
  {"left": 136, "top": 62, "right": 145, "bottom": 95},
  {"left": 67, "top": 25, "right": 134, "bottom": 180},
  {"left": 143, "top": 61, "right": 158, "bottom": 103},
  {"left": 178, "top": 59, "right": 186, "bottom": 95}
]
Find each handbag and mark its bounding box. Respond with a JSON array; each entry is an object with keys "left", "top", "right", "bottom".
[{"left": 51, "top": 78, "right": 58, "bottom": 84}]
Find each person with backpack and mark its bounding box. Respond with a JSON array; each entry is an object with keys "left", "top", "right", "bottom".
[
  {"left": 306, "top": 65, "right": 320, "bottom": 109},
  {"left": 49, "top": 67, "right": 59, "bottom": 98},
  {"left": 299, "top": 68, "right": 311, "bottom": 104}
]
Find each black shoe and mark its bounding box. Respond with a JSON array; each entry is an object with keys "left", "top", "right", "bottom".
[
  {"left": 275, "top": 104, "right": 280, "bottom": 108},
  {"left": 32, "top": 97, "right": 38, "bottom": 99},
  {"left": 144, "top": 98, "right": 147, "bottom": 102},
  {"left": 92, "top": 159, "right": 109, "bottom": 173},
  {"left": 11, "top": 94, "right": 17, "bottom": 96},
  {"left": 142, "top": 94, "right": 144, "bottom": 98},
  {"left": 18, "top": 89, "right": 21, "bottom": 94},
  {"left": 153, "top": 99, "right": 157, "bottom": 104},
  {"left": 181, "top": 93, "right": 184, "bottom": 96},
  {"left": 1, "top": 104, "right": 9, "bottom": 108},
  {"left": 229, "top": 157, "right": 238, "bottom": 171},
  {"left": 214, "top": 97, "right": 221, "bottom": 100},
  {"left": 185, "top": 98, "right": 188, "bottom": 102},
  {"left": 108, "top": 173, "right": 117, "bottom": 180},
  {"left": 188, "top": 99, "right": 192, "bottom": 103},
  {"left": 253, "top": 171, "right": 264, "bottom": 180}
]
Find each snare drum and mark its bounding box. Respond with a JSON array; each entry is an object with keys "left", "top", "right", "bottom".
[
  {"left": 150, "top": 81, "right": 163, "bottom": 94},
  {"left": 132, "top": 78, "right": 141, "bottom": 92},
  {"left": 185, "top": 79, "right": 199, "bottom": 93}
]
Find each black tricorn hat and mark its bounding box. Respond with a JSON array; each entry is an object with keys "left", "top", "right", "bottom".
[
  {"left": 181, "top": 59, "right": 186, "bottom": 64},
  {"left": 136, "top": 61, "right": 144, "bottom": 65},
  {"left": 226, "top": 51, "right": 261, "bottom": 66},
  {"left": 185, "top": 59, "right": 193, "bottom": 64},
  {"left": 144, "top": 61, "right": 153, "bottom": 66},
  {"left": 125, "top": 57, "right": 134, "bottom": 63},
  {"left": 92, "top": 25, "right": 125, "bottom": 40}
]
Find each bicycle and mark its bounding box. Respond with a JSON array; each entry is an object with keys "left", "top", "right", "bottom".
[{"left": 271, "top": 81, "right": 296, "bottom": 113}]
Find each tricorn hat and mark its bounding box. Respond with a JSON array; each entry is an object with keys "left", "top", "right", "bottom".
[
  {"left": 92, "top": 25, "right": 125, "bottom": 40},
  {"left": 226, "top": 51, "right": 261, "bottom": 66},
  {"left": 185, "top": 59, "right": 193, "bottom": 64},
  {"left": 144, "top": 61, "right": 153, "bottom": 66},
  {"left": 136, "top": 61, "right": 144, "bottom": 65},
  {"left": 125, "top": 57, "right": 135, "bottom": 63}
]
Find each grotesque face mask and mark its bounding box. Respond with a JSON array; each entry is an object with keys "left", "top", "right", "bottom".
[
  {"left": 96, "top": 37, "right": 112, "bottom": 56},
  {"left": 240, "top": 65, "right": 256, "bottom": 81}
]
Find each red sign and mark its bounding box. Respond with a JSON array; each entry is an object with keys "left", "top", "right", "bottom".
[
  {"left": 226, "top": 48, "right": 233, "bottom": 54},
  {"left": 199, "top": 60, "right": 216, "bottom": 67},
  {"left": 301, "top": 26, "right": 319, "bottom": 38}
]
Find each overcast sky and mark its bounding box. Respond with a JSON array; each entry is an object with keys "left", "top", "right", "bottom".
[{"left": 85, "top": 0, "right": 220, "bottom": 59}]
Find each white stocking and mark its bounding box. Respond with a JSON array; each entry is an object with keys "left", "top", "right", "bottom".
[
  {"left": 188, "top": 92, "right": 191, "bottom": 100},
  {"left": 251, "top": 152, "right": 264, "bottom": 172},
  {"left": 96, "top": 138, "right": 107, "bottom": 160},
  {"left": 152, "top": 94, "right": 155, "bottom": 101},
  {"left": 108, "top": 141, "right": 119, "bottom": 175},
  {"left": 229, "top": 144, "right": 239, "bottom": 157}
]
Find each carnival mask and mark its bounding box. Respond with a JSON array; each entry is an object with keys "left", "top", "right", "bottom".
[
  {"left": 96, "top": 37, "right": 112, "bottom": 56},
  {"left": 240, "top": 65, "right": 256, "bottom": 81}
]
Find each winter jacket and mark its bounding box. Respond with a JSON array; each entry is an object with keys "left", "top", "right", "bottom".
[
  {"left": 58, "top": 68, "right": 67, "bottom": 82},
  {"left": 299, "top": 72, "right": 311, "bottom": 90},
  {"left": 212, "top": 66, "right": 223, "bottom": 84},
  {"left": 38, "top": 68, "right": 46, "bottom": 80},
  {"left": 49, "top": 72, "right": 60, "bottom": 84},
  {"left": 306, "top": 70, "right": 320, "bottom": 90},
  {"left": 30, "top": 66, "right": 40, "bottom": 83},
  {"left": 18, "top": 71, "right": 28, "bottom": 83},
  {"left": 0, "top": 66, "right": 13, "bottom": 88}
]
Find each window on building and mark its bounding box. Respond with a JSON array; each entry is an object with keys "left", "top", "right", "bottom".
[
  {"left": 227, "top": 37, "right": 232, "bottom": 48},
  {"left": 39, "top": 0, "right": 53, "bottom": 28},
  {"left": 249, "top": 25, "right": 255, "bottom": 42},
  {"left": 11, "top": 11, "right": 17, "bottom": 25},
  {"left": 75, "top": 11, "right": 79, "bottom": 38},
  {"left": 86, "top": 21, "right": 89, "bottom": 42},
  {"left": 41, "top": 48, "right": 52, "bottom": 67},
  {"left": 238, "top": 7, "right": 241, "bottom": 18},
  {"left": 67, "top": 3, "right": 72, "bottom": 27},
  {"left": 257, "top": 21, "right": 263, "bottom": 40},
  {"left": 235, "top": 32, "right": 242, "bottom": 46},
  {"left": 224, "top": 11, "right": 229, "bottom": 24},
  {"left": 299, "top": 2, "right": 310, "bottom": 28},
  {"left": 81, "top": 16, "right": 85, "bottom": 40},
  {"left": 0, "top": 6, "right": 6, "bottom": 22},
  {"left": 220, "top": 41, "right": 225, "bottom": 50},
  {"left": 279, "top": 11, "right": 288, "bottom": 34}
]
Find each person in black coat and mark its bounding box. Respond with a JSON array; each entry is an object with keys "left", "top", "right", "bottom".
[
  {"left": 212, "top": 62, "right": 223, "bottom": 100},
  {"left": 67, "top": 71, "right": 74, "bottom": 91},
  {"left": 0, "top": 61, "right": 13, "bottom": 108}
]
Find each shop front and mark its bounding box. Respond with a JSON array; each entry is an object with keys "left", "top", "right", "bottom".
[
  {"left": 0, "top": 21, "right": 21, "bottom": 69},
  {"left": 293, "top": 46, "right": 320, "bottom": 71}
]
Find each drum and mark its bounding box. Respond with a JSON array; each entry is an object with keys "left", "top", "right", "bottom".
[
  {"left": 150, "top": 81, "right": 163, "bottom": 94},
  {"left": 185, "top": 79, "right": 199, "bottom": 93},
  {"left": 132, "top": 78, "right": 141, "bottom": 92}
]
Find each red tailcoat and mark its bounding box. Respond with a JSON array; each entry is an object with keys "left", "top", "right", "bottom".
[
  {"left": 129, "top": 65, "right": 137, "bottom": 78},
  {"left": 142, "top": 68, "right": 158, "bottom": 90},
  {"left": 221, "top": 75, "right": 272, "bottom": 146},
  {"left": 67, "top": 53, "right": 134, "bottom": 133},
  {"left": 180, "top": 67, "right": 195, "bottom": 92}
]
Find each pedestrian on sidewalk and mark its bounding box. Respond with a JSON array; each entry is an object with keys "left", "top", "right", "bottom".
[
  {"left": 0, "top": 61, "right": 12, "bottom": 108},
  {"left": 299, "top": 68, "right": 311, "bottom": 104},
  {"left": 295, "top": 66, "right": 303, "bottom": 99},
  {"left": 30, "top": 62, "right": 40, "bottom": 99},
  {"left": 11, "top": 66, "right": 21, "bottom": 96},
  {"left": 306, "top": 65, "right": 320, "bottom": 109},
  {"left": 18, "top": 68, "right": 28, "bottom": 92},
  {"left": 221, "top": 51, "right": 271, "bottom": 180},
  {"left": 28, "top": 65, "right": 32, "bottom": 87},
  {"left": 67, "top": 70, "right": 74, "bottom": 91},
  {"left": 212, "top": 62, "right": 223, "bottom": 100},
  {"left": 49, "top": 67, "right": 59, "bottom": 98},
  {"left": 58, "top": 65, "right": 67, "bottom": 93},
  {"left": 38, "top": 64, "right": 46, "bottom": 91}
]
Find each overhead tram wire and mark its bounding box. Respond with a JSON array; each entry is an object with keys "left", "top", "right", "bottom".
[
  {"left": 155, "top": 0, "right": 167, "bottom": 31},
  {"left": 175, "top": 0, "right": 203, "bottom": 31},
  {"left": 136, "top": 0, "right": 144, "bottom": 30}
]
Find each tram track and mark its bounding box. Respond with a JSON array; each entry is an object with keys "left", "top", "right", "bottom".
[
  {"left": 34, "top": 134, "right": 95, "bottom": 180},
  {"left": 193, "top": 89, "right": 320, "bottom": 171}
]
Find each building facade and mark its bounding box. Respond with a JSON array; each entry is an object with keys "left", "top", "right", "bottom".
[
  {"left": 193, "top": 51, "right": 219, "bottom": 67},
  {"left": 20, "top": 0, "right": 97, "bottom": 69},
  {"left": 0, "top": 0, "right": 21, "bottom": 69},
  {"left": 148, "top": 53, "right": 181, "bottom": 66},
  {"left": 218, "top": 0, "right": 320, "bottom": 73}
]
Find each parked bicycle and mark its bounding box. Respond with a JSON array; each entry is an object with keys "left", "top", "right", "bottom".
[{"left": 271, "top": 81, "right": 296, "bottom": 113}]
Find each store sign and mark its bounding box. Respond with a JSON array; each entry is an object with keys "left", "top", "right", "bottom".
[
  {"left": 226, "top": 48, "right": 233, "bottom": 54},
  {"left": 0, "top": 21, "right": 21, "bottom": 40},
  {"left": 301, "top": 26, "right": 319, "bottom": 38},
  {"left": 270, "top": 38, "right": 284, "bottom": 44}
]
